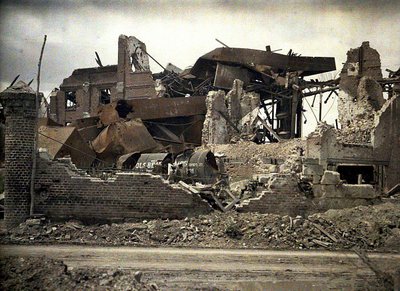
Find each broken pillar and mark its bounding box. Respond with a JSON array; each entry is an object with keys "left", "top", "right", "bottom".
[
  {"left": 338, "top": 42, "right": 384, "bottom": 143},
  {"left": 116, "top": 35, "right": 156, "bottom": 100},
  {"left": 202, "top": 90, "right": 229, "bottom": 144},
  {"left": 239, "top": 91, "right": 260, "bottom": 135},
  {"left": 0, "top": 82, "right": 36, "bottom": 228},
  {"left": 225, "top": 79, "right": 243, "bottom": 139}
]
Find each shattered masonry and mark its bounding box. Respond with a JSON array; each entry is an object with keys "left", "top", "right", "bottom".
[{"left": 0, "top": 36, "right": 399, "bottom": 228}]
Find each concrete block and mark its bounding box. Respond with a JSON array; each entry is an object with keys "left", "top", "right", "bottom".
[
  {"left": 312, "top": 175, "right": 322, "bottom": 184},
  {"left": 320, "top": 185, "right": 343, "bottom": 198},
  {"left": 302, "top": 158, "right": 320, "bottom": 165},
  {"left": 321, "top": 171, "right": 341, "bottom": 185},
  {"left": 312, "top": 184, "right": 324, "bottom": 198},
  {"left": 317, "top": 197, "right": 369, "bottom": 210},
  {"left": 342, "top": 184, "right": 379, "bottom": 199},
  {"left": 303, "top": 164, "right": 324, "bottom": 176}
]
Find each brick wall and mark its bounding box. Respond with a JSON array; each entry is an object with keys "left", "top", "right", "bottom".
[
  {"left": 34, "top": 157, "right": 212, "bottom": 222},
  {"left": 1, "top": 90, "right": 36, "bottom": 228},
  {"left": 237, "top": 174, "right": 311, "bottom": 216}
]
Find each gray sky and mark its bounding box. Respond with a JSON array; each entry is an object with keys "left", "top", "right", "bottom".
[{"left": 1, "top": 0, "right": 399, "bottom": 135}]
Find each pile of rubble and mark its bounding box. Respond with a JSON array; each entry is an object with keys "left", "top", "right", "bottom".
[
  {"left": 0, "top": 256, "right": 159, "bottom": 291},
  {"left": 202, "top": 138, "right": 304, "bottom": 182},
  {"left": 2, "top": 202, "right": 399, "bottom": 252}
]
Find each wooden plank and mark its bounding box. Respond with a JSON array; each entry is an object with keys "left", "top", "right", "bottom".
[
  {"left": 257, "top": 114, "right": 282, "bottom": 142},
  {"left": 312, "top": 223, "right": 338, "bottom": 243}
]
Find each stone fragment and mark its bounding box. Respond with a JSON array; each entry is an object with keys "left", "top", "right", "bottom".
[
  {"left": 134, "top": 271, "right": 143, "bottom": 283},
  {"left": 320, "top": 171, "right": 341, "bottom": 185}
]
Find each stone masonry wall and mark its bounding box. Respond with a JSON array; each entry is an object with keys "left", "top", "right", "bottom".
[{"left": 34, "top": 157, "right": 212, "bottom": 222}]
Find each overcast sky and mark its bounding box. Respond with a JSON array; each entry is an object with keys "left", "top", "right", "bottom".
[{"left": 1, "top": 0, "right": 399, "bottom": 135}]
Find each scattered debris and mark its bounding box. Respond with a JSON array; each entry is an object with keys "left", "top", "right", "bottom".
[{"left": 2, "top": 202, "right": 399, "bottom": 252}]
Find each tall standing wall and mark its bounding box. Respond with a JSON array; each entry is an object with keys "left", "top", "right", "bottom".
[{"left": 0, "top": 85, "right": 36, "bottom": 228}]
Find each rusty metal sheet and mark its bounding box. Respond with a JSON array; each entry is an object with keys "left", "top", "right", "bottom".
[
  {"left": 77, "top": 125, "right": 102, "bottom": 143},
  {"left": 213, "top": 63, "right": 251, "bottom": 89},
  {"left": 38, "top": 117, "right": 62, "bottom": 127},
  {"left": 127, "top": 96, "right": 206, "bottom": 120},
  {"left": 97, "top": 103, "right": 122, "bottom": 126},
  {"left": 190, "top": 47, "right": 336, "bottom": 78},
  {"left": 38, "top": 126, "right": 95, "bottom": 168},
  {"left": 91, "top": 119, "right": 162, "bottom": 158},
  {"left": 70, "top": 116, "right": 99, "bottom": 129}
]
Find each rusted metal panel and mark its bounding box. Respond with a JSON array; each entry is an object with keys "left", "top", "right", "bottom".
[
  {"left": 91, "top": 119, "right": 162, "bottom": 159},
  {"left": 213, "top": 63, "right": 251, "bottom": 89},
  {"left": 70, "top": 116, "right": 99, "bottom": 129},
  {"left": 191, "top": 47, "right": 336, "bottom": 78},
  {"left": 38, "top": 126, "right": 95, "bottom": 168},
  {"left": 77, "top": 125, "right": 102, "bottom": 143},
  {"left": 128, "top": 96, "right": 206, "bottom": 120},
  {"left": 97, "top": 96, "right": 206, "bottom": 126}
]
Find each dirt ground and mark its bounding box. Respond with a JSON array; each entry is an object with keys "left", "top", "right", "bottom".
[
  {"left": 0, "top": 256, "right": 160, "bottom": 291},
  {"left": 2, "top": 202, "right": 399, "bottom": 252},
  {"left": 2, "top": 246, "right": 399, "bottom": 291}
]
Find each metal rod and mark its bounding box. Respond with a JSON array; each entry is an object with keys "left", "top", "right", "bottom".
[
  {"left": 302, "top": 86, "right": 339, "bottom": 97},
  {"left": 319, "top": 86, "right": 323, "bottom": 121},
  {"left": 144, "top": 50, "right": 167, "bottom": 71},
  {"left": 8, "top": 75, "right": 20, "bottom": 88},
  {"left": 215, "top": 38, "right": 230, "bottom": 48}
]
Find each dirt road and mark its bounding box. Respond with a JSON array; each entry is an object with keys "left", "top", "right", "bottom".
[{"left": 1, "top": 245, "right": 399, "bottom": 290}]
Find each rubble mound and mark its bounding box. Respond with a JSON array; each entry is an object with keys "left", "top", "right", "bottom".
[
  {"left": 2, "top": 202, "right": 399, "bottom": 252},
  {"left": 202, "top": 139, "right": 305, "bottom": 181},
  {"left": 0, "top": 256, "right": 159, "bottom": 291}
]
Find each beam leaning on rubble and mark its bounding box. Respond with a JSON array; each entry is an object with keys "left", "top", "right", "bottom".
[{"left": 256, "top": 114, "right": 282, "bottom": 142}]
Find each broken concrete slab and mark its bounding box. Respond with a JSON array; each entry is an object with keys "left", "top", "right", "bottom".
[{"left": 320, "top": 171, "right": 341, "bottom": 185}]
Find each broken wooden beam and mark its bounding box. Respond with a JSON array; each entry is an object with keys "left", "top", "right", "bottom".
[{"left": 257, "top": 114, "right": 282, "bottom": 142}]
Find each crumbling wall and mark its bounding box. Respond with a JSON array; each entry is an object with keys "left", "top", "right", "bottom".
[
  {"left": 202, "top": 90, "right": 229, "bottom": 144},
  {"left": 237, "top": 174, "right": 310, "bottom": 216},
  {"left": 116, "top": 35, "right": 156, "bottom": 100},
  {"left": 225, "top": 79, "right": 243, "bottom": 139},
  {"left": 239, "top": 91, "right": 260, "bottom": 136},
  {"left": 202, "top": 81, "right": 260, "bottom": 144},
  {"left": 53, "top": 66, "right": 118, "bottom": 125},
  {"left": 34, "top": 157, "right": 212, "bottom": 222},
  {"left": 305, "top": 123, "right": 373, "bottom": 169},
  {"left": 372, "top": 95, "right": 400, "bottom": 190},
  {"left": 337, "top": 42, "right": 385, "bottom": 143}
]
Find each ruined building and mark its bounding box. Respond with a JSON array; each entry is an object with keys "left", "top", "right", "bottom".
[{"left": 0, "top": 37, "right": 399, "bottom": 229}]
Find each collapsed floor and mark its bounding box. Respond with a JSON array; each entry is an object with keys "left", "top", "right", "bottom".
[{"left": 2, "top": 201, "right": 399, "bottom": 252}]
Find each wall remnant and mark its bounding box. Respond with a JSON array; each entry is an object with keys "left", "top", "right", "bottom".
[
  {"left": 202, "top": 90, "right": 229, "bottom": 144},
  {"left": 0, "top": 82, "right": 36, "bottom": 228},
  {"left": 338, "top": 42, "right": 385, "bottom": 144},
  {"left": 237, "top": 174, "right": 310, "bottom": 216},
  {"left": 34, "top": 157, "right": 212, "bottom": 222},
  {"left": 202, "top": 81, "right": 260, "bottom": 145}
]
